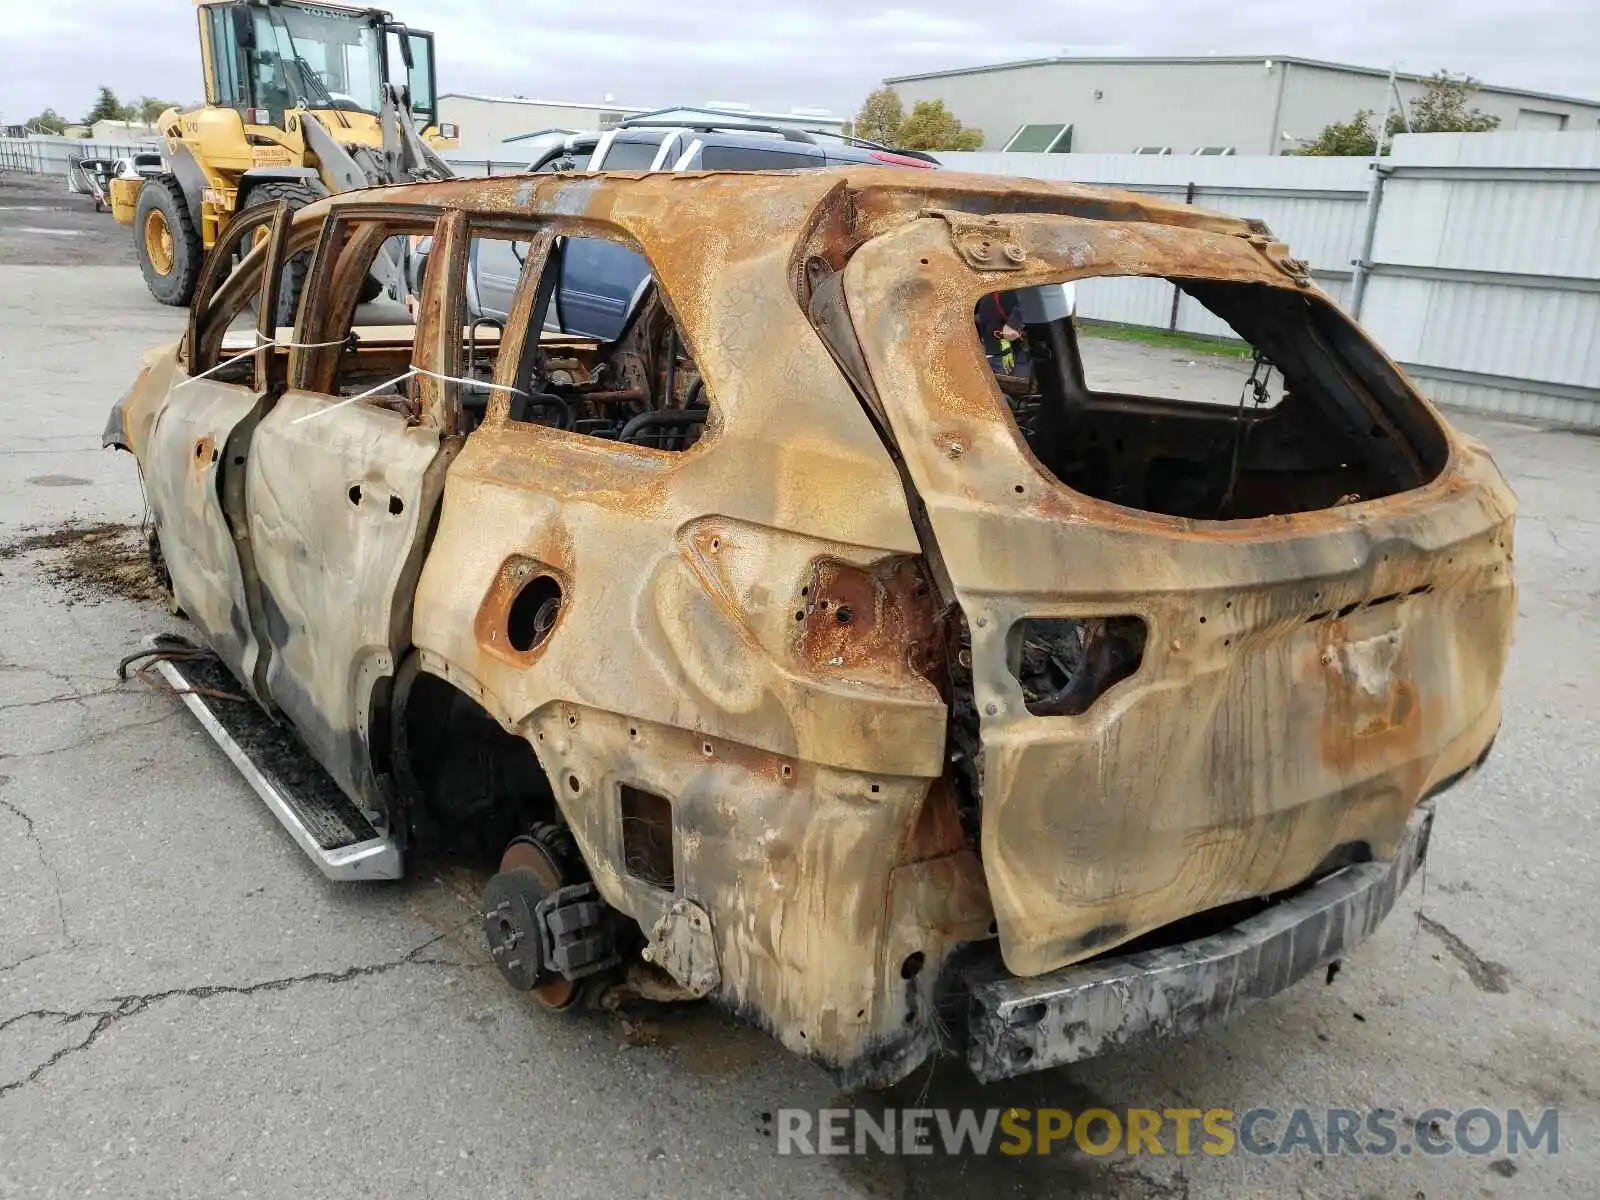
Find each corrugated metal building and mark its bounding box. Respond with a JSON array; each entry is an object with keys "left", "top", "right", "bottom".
[{"left": 884, "top": 57, "right": 1600, "bottom": 156}]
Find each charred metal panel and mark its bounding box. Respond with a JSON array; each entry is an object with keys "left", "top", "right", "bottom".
[
  {"left": 140, "top": 374, "right": 268, "bottom": 697},
  {"left": 246, "top": 393, "right": 444, "bottom": 806},
  {"left": 967, "top": 803, "right": 1435, "bottom": 1081},
  {"left": 405, "top": 171, "right": 988, "bottom": 1078},
  {"left": 842, "top": 211, "right": 1515, "bottom": 978}
]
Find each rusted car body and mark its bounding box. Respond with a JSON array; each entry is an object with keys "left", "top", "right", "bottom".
[{"left": 106, "top": 167, "right": 1515, "bottom": 1086}]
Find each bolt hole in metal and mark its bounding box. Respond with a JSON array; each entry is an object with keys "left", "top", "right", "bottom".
[
  {"left": 781, "top": 764, "right": 793, "bottom": 779},
  {"left": 347, "top": 483, "right": 362, "bottom": 506},
  {"left": 702, "top": 741, "right": 713, "bottom": 757},
  {"left": 567, "top": 773, "right": 581, "bottom": 793},
  {"left": 388, "top": 494, "right": 404, "bottom": 515},
  {"left": 900, "top": 951, "right": 926, "bottom": 979},
  {"left": 507, "top": 575, "right": 563, "bottom": 653},
  {"left": 1011, "top": 1000, "right": 1048, "bottom": 1027}
]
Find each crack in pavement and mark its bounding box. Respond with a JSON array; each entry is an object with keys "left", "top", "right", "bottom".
[
  {"left": 0, "top": 787, "right": 70, "bottom": 946},
  {"left": 1418, "top": 913, "right": 1513, "bottom": 994},
  {"left": 0, "top": 708, "right": 182, "bottom": 764},
  {"left": 0, "top": 685, "right": 128, "bottom": 713},
  {"left": 0, "top": 946, "right": 62, "bottom": 976},
  {"left": 0, "top": 935, "right": 451, "bottom": 1099}
]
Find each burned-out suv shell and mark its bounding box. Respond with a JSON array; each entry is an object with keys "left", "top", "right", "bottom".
[{"left": 107, "top": 167, "right": 1514, "bottom": 1087}]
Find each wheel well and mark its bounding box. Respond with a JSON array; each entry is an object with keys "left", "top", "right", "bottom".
[{"left": 391, "top": 667, "right": 559, "bottom": 862}]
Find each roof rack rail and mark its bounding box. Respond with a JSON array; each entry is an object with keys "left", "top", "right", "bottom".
[{"left": 617, "top": 117, "right": 819, "bottom": 145}]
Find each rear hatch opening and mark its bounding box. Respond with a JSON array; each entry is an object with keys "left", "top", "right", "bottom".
[{"left": 979, "top": 277, "right": 1450, "bottom": 521}]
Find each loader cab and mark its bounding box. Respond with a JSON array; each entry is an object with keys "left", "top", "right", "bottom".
[{"left": 198, "top": 0, "right": 439, "bottom": 128}]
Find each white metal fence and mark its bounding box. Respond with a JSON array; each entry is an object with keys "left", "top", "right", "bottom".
[
  {"left": 938, "top": 150, "right": 1373, "bottom": 337},
  {"left": 940, "top": 133, "right": 1600, "bottom": 428},
  {"left": 1355, "top": 133, "right": 1600, "bottom": 428},
  {"left": 0, "top": 134, "right": 159, "bottom": 178}
]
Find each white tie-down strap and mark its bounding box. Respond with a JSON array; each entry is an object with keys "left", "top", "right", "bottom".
[
  {"left": 174, "top": 331, "right": 351, "bottom": 389},
  {"left": 289, "top": 366, "right": 529, "bottom": 424}
]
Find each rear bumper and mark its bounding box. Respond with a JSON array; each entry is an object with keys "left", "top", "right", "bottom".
[{"left": 966, "top": 801, "right": 1434, "bottom": 1082}]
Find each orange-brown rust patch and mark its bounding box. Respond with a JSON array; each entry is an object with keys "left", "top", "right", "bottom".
[
  {"left": 1315, "top": 615, "right": 1429, "bottom": 776},
  {"left": 473, "top": 554, "right": 571, "bottom": 666},
  {"left": 795, "top": 555, "right": 942, "bottom": 686}
]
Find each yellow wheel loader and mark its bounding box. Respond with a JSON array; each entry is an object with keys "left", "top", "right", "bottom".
[{"left": 111, "top": 0, "right": 459, "bottom": 310}]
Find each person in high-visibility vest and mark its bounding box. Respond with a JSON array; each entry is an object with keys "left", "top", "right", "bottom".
[{"left": 975, "top": 291, "right": 1028, "bottom": 377}]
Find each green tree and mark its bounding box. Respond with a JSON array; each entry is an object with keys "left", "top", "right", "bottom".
[
  {"left": 854, "top": 87, "right": 904, "bottom": 144},
  {"left": 1408, "top": 70, "right": 1500, "bottom": 133},
  {"left": 1298, "top": 109, "right": 1383, "bottom": 156},
  {"left": 1299, "top": 70, "right": 1501, "bottom": 155},
  {"left": 134, "top": 96, "right": 182, "bottom": 126},
  {"left": 83, "top": 86, "right": 132, "bottom": 125},
  {"left": 26, "top": 108, "right": 69, "bottom": 135},
  {"left": 897, "top": 99, "right": 984, "bottom": 151}
]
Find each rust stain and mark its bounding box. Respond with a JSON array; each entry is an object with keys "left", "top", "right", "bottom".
[{"left": 794, "top": 555, "right": 942, "bottom": 688}]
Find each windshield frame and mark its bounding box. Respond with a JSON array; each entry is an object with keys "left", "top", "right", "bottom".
[{"left": 249, "top": 2, "right": 386, "bottom": 118}]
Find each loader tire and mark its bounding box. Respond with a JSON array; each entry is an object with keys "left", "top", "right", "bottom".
[
  {"left": 241, "top": 179, "right": 326, "bottom": 327},
  {"left": 135, "top": 176, "right": 201, "bottom": 307}
]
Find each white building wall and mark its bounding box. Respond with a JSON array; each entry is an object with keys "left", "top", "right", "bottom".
[
  {"left": 439, "top": 95, "right": 642, "bottom": 154},
  {"left": 889, "top": 59, "right": 1600, "bottom": 157},
  {"left": 890, "top": 61, "right": 1283, "bottom": 154},
  {"left": 1277, "top": 63, "right": 1600, "bottom": 153}
]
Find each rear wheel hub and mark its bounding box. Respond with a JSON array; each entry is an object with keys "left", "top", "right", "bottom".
[{"left": 482, "top": 833, "right": 576, "bottom": 1009}]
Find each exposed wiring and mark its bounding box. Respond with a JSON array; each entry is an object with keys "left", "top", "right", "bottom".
[{"left": 1218, "top": 350, "right": 1274, "bottom": 517}]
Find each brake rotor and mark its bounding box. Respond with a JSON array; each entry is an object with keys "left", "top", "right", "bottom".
[{"left": 483, "top": 834, "right": 577, "bottom": 1010}]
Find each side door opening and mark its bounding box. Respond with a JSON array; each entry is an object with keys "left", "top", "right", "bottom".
[
  {"left": 244, "top": 205, "right": 462, "bottom": 810},
  {"left": 141, "top": 200, "right": 295, "bottom": 702}
]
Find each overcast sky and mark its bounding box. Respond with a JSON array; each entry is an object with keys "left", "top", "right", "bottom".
[{"left": 4, "top": 0, "right": 1596, "bottom": 130}]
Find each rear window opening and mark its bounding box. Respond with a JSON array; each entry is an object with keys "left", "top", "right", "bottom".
[{"left": 974, "top": 281, "right": 1448, "bottom": 520}]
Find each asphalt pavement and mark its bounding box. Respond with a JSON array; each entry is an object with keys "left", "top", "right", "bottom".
[{"left": 0, "top": 175, "right": 1596, "bottom": 1198}]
